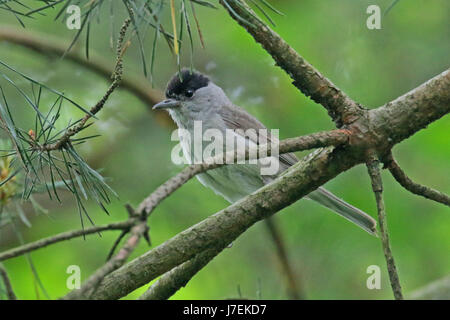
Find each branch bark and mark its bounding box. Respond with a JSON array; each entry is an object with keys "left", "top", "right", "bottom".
[{"left": 369, "top": 69, "right": 450, "bottom": 147}]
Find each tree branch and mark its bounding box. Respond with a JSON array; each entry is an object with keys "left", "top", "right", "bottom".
[
  {"left": 3, "top": 3, "right": 447, "bottom": 299},
  {"left": 219, "top": 0, "right": 363, "bottom": 127},
  {"left": 0, "top": 25, "right": 173, "bottom": 129},
  {"left": 366, "top": 154, "right": 403, "bottom": 300},
  {"left": 383, "top": 152, "right": 450, "bottom": 207},
  {"left": 88, "top": 130, "right": 345, "bottom": 299}
]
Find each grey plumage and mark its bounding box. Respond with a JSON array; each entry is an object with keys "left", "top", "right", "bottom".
[{"left": 154, "top": 69, "right": 377, "bottom": 235}]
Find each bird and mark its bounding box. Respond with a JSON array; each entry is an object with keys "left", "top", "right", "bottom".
[{"left": 153, "top": 68, "right": 377, "bottom": 235}]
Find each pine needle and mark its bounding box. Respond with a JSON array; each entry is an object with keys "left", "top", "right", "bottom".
[{"left": 170, "top": 0, "right": 179, "bottom": 55}]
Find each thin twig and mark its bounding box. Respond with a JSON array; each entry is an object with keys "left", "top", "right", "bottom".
[
  {"left": 0, "top": 220, "right": 134, "bottom": 262},
  {"left": 383, "top": 151, "right": 450, "bottom": 207},
  {"left": 0, "top": 263, "right": 17, "bottom": 300},
  {"left": 366, "top": 153, "right": 403, "bottom": 300}
]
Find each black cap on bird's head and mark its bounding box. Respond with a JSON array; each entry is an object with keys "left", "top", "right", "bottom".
[
  {"left": 166, "top": 69, "right": 210, "bottom": 99},
  {"left": 153, "top": 69, "right": 210, "bottom": 110}
]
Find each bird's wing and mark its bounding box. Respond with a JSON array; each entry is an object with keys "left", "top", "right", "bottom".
[{"left": 218, "top": 103, "right": 298, "bottom": 171}]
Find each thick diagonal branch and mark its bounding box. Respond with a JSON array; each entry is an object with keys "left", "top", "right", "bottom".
[
  {"left": 129, "top": 131, "right": 345, "bottom": 299},
  {"left": 219, "top": 0, "right": 363, "bottom": 127},
  {"left": 383, "top": 152, "right": 450, "bottom": 207}
]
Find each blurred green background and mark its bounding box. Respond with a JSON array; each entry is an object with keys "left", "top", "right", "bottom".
[{"left": 0, "top": 0, "right": 449, "bottom": 300}]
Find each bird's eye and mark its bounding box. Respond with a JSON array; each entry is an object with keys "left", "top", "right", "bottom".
[{"left": 185, "top": 89, "right": 194, "bottom": 98}]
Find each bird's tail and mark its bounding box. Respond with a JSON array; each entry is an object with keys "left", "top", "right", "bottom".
[{"left": 307, "top": 187, "right": 378, "bottom": 236}]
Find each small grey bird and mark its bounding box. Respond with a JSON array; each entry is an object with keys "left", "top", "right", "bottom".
[{"left": 153, "top": 69, "right": 377, "bottom": 235}]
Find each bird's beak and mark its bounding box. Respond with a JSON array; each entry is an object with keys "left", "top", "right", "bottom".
[{"left": 153, "top": 99, "right": 180, "bottom": 110}]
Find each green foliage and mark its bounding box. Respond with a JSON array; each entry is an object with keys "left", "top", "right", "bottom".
[{"left": 0, "top": 0, "right": 448, "bottom": 300}]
